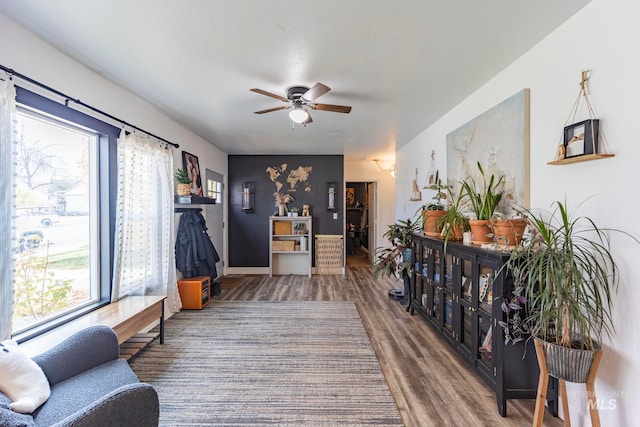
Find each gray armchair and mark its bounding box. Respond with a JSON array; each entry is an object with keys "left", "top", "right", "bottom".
[{"left": 0, "top": 325, "right": 159, "bottom": 427}]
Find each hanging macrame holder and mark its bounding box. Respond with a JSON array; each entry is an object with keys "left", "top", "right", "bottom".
[
  {"left": 549, "top": 70, "right": 614, "bottom": 165},
  {"left": 423, "top": 149, "right": 438, "bottom": 189}
]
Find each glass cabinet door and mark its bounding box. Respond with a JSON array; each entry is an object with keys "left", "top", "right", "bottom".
[
  {"left": 454, "top": 254, "right": 475, "bottom": 355},
  {"left": 419, "top": 244, "right": 431, "bottom": 312},
  {"left": 478, "top": 313, "right": 493, "bottom": 370},
  {"left": 476, "top": 259, "right": 498, "bottom": 371}
]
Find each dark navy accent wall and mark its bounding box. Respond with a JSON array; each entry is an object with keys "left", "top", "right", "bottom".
[{"left": 228, "top": 155, "right": 343, "bottom": 267}]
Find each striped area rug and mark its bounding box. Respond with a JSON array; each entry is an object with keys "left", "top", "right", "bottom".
[{"left": 129, "top": 301, "right": 403, "bottom": 426}]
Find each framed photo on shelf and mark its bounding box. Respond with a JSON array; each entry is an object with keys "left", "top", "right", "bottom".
[
  {"left": 563, "top": 119, "right": 599, "bottom": 158},
  {"left": 182, "top": 151, "right": 203, "bottom": 196}
]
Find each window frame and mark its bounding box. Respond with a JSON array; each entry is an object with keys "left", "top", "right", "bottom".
[{"left": 13, "top": 87, "right": 118, "bottom": 343}]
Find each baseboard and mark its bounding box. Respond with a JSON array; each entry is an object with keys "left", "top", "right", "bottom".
[{"left": 225, "top": 267, "right": 269, "bottom": 275}]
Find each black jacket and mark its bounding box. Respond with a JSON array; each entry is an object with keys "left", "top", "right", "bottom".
[{"left": 175, "top": 210, "right": 220, "bottom": 279}]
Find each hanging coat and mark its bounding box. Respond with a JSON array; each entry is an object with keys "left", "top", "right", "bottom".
[{"left": 175, "top": 210, "right": 220, "bottom": 279}]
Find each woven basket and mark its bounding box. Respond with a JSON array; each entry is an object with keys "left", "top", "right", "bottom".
[{"left": 176, "top": 183, "right": 191, "bottom": 196}]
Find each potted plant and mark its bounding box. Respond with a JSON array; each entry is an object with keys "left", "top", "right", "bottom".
[
  {"left": 175, "top": 169, "right": 192, "bottom": 196},
  {"left": 422, "top": 179, "right": 448, "bottom": 237},
  {"left": 499, "top": 200, "right": 638, "bottom": 386},
  {"left": 491, "top": 214, "right": 528, "bottom": 246},
  {"left": 374, "top": 213, "right": 422, "bottom": 303},
  {"left": 437, "top": 186, "right": 470, "bottom": 243},
  {"left": 288, "top": 207, "right": 300, "bottom": 217},
  {"left": 460, "top": 161, "right": 504, "bottom": 244}
]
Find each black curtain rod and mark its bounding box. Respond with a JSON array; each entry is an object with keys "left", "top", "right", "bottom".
[{"left": 1, "top": 64, "right": 179, "bottom": 149}]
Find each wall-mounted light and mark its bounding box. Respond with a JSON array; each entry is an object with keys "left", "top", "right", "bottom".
[
  {"left": 327, "top": 182, "right": 337, "bottom": 210},
  {"left": 373, "top": 159, "right": 396, "bottom": 177},
  {"left": 241, "top": 182, "right": 254, "bottom": 212}
]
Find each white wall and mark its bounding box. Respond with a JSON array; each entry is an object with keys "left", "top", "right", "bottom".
[
  {"left": 344, "top": 159, "right": 396, "bottom": 259},
  {"left": 397, "top": 0, "right": 640, "bottom": 424},
  {"left": 0, "top": 13, "right": 229, "bottom": 272}
]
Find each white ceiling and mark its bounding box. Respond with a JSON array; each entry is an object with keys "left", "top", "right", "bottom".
[{"left": 0, "top": 0, "right": 589, "bottom": 161}]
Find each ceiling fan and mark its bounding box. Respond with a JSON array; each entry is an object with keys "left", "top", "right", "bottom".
[{"left": 250, "top": 82, "right": 352, "bottom": 125}]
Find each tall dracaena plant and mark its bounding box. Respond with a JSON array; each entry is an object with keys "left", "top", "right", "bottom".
[
  {"left": 460, "top": 161, "right": 504, "bottom": 220},
  {"left": 500, "top": 200, "right": 637, "bottom": 350}
]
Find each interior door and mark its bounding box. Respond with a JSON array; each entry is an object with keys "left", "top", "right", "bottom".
[
  {"left": 205, "top": 169, "right": 224, "bottom": 278},
  {"left": 368, "top": 182, "right": 376, "bottom": 264}
]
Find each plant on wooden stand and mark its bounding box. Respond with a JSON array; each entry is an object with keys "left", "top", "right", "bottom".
[
  {"left": 175, "top": 168, "right": 192, "bottom": 196},
  {"left": 374, "top": 211, "right": 422, "bottom": 304},
  {"left": 460, "top": 161, "right": 504, "bottom": 244},
  {"left": 498, "top": 199, "right": 639, "bottom": 423}
]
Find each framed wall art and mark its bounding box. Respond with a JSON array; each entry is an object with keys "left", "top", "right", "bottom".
[
  {"left": 563, "top": 119, "right": 599, "bottom": 158},
  {"left": 446, "top": 89, "right": 530, "bottom": 212},
  {"left": 345, "top": 187, "right": 355, "bottom": 206},
  {"left": 182, "top": 151, "right": 203, "bottom": 196}
]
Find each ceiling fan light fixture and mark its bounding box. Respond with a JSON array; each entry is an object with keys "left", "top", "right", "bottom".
[{"left": 289, "top": 107, "right": 310, "bottom": 124}]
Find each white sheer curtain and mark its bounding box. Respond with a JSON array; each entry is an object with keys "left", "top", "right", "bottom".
[
  {"left": 0, "top": 79, "right": 16, "bottom": 340},
  {"left": 111, "top": 130, "right": 181, "bottom": 313}
]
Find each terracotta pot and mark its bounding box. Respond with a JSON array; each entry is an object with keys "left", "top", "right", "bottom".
[
  {"left": 469, "top": 219, "right": 493, "bottom": 244},
  {"left": 492, "top": 219, "right": 528, "bottom": 246},
  {"left": 176, "top": 183, "right": 191, "bottom": 196},
  {"left": 423, "top": 209, "right": 447, "bottom": 237},
  {"left": 449, "top": 224, "right": 465, "bottom": 241}
]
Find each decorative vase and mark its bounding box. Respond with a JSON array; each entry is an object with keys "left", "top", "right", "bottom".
[
  {"left": 469, "top": 219, "right": 493, "bottom": 244},
  {"left": 423, "top": 209, "right": 447, "bottom": 237},
  {"left": 176, "top": 183, "right": 191, "bottom": 196},
  {"left": 278, "top": 204, "right": 285, "bottom": 216},
  {"left": 491, "top": 219, "right": 528, "bottom": 246}
]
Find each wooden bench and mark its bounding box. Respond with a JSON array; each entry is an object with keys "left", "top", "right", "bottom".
[{"left": 20, "top": 295, "right": 166, "bottom": 359}]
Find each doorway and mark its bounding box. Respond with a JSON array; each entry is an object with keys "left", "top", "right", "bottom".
[
  {"left": 345, "top": 181, "right": 376, "bottom": 266},
  {"left": 204, "top": 169, "right": 224, "bottom": 278}
]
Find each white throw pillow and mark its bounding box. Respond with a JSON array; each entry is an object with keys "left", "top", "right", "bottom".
[{"left": 0, "top": 340, "right": 50, "bottom": 414}]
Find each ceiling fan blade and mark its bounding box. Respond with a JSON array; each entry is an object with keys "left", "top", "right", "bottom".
[
  {"left": 250, "top": 88, "right": 288, "bottom": 102},
  {"left": 303, "top": 113, "right": 313, "bottom": 125},
  {"left": 254, "top": 106, "right": 291, "bottom": 114},
  {"left": 313, "top": 103, "right": 352, "bottom": 114},
  {"left": 303, "top": 82, "right": 330, "bottom": 101}
]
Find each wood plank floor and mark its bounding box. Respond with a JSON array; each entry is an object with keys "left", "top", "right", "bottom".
[{"left": 218, "top": 267, "right": 563, "bottom": 427}]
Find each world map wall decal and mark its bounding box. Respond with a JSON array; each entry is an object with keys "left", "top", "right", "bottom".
[{"left": 266, "top": 163, "right": 313, "bottom": 195}]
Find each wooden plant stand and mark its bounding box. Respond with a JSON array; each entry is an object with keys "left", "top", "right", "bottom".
[{"left": 533, "top": 339, "right": 604, "bottom": 427}]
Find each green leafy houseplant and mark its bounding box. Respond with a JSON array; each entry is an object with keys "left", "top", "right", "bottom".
[
  {"left": 422, "top": 179, "right": 448, "bottom": 236},
  {"left": 373, "top": 215, "right": 422, "bottom": 280},
  {"left": 175, "top": 168, "right": 192, "bottom": 196},
  {"left": 460, "top": 162, "right": 504, "bottom": 244},
  {"left": 499, "top": 200, "right": 637, "bottom": 352},
  {"left": 424, "top": 179, "right": 448, "bottom": 211},
  {"left": 437, "top": 186, "right": 470, "bottom": 243},
  {"left": 175, "top": 168, "right": 192, "bottom": 184},
  {"left": 460, "top": 161, "right": 504, "bottom": 221}
]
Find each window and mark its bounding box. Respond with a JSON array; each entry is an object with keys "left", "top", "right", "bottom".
[
  {"left": 13, "top": 110, "right": 99, "bottom": 333},
  {"left": 12, "top": 87, "right": 118, "bottom": 340},
  {"left": 207, "top": 176, "right": 223, "bottom": 203}
]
